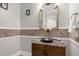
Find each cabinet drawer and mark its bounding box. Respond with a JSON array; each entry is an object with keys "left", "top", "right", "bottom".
[
  {"left": 32, "top": 43, "right": 44, "bottom": 51},
  {"left": 45, "top": 45, "right": 66, "bottom": 56}
]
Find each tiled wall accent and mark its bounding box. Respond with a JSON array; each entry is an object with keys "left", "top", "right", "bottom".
[
  {"left": 69, "top": 28, "right": 76, "bottom": 40},
  {"left": 0, "top": 29, "right": 69, "bottom": 38},
  {"left": 69, "top": 28, "right": 79, "bottom": 43},
  {"left": 20, "top": 29, "right": 69, "bottom": 38},
  {"left": 0, "top": 29, "right": 20, "bottom": 38},
  {"left": 1, "top": 28, "right": 79, "bottom": 42},
  {"left": 76, "top": 28, "right": 79, "bottom": 42}
]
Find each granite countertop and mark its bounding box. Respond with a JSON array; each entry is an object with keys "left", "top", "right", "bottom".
[{"left": 32, "top": 38, "right": 67, "bottom": 47}]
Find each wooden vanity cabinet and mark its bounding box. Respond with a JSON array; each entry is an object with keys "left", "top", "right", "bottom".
[
  {"left": 45, "top": 45, "right": 65, "bottom": 56},
  {"left": 32, "top": 43, "right": 66, "bottom": 56},
  {"left": 32, "top": 43, "right": 45, "bottom": 56}
]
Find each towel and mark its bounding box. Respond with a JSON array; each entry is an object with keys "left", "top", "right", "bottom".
[{"left": 68, "top": 15, "right": 75, "bottom": 32}]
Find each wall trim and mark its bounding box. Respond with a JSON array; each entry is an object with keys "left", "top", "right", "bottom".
[
  {"left": 12, "top": 51, "right": 31, "bottom": 56},
  {"left": 0, "top": 27, "right": 40, "bottom": 29},
  {"left": 0, "top": 36, "right": 20, "bottom": 41},
  {"left": 0, "top": 27, "right": 20, "bottom": 29},
  {"left": 59, "top": 27, "right": 68, "bottom": 29},
  {"left": 19, "top": 28, "right": 40, "bottom": 30},
  {"left": 59, "top": 26, "right": 79, "bottom": 29}
]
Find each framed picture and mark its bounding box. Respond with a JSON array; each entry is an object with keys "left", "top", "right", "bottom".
[
  {"left": 26, "top": 9, "right": 30, "bottom": 15},
  {"left": 0, "top": 3, "right": 8, "bottom": 10}
]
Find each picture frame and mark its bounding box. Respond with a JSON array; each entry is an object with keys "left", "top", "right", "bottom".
[
  {"left": 0, "top": 3, "right": 8, "bottom": 10},
  {"left": 26, "top": 9, "right": 30, "bottom": 15}
]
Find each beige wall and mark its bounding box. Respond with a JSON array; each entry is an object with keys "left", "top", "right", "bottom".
[
  {"left": 0, "top": 3, "right": 20, "bottom": 29},
  {"left": 58, "top": 3, "right": 69, "bottom": 29},
  {"left": 21, "top": 3, "right": 40, "bottom": 29},
  {"left": 0, "top": 3, "right": 70, "bottom": 29},
  {"left": 20, "top": 3, "right": 70, "bottom": 29}
]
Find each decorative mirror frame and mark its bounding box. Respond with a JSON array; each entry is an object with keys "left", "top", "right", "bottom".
[{"left": 39, "top": 5, "right": 59, "bottom": 30}]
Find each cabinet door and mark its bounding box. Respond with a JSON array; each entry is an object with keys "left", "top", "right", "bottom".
[
  {"left": 45, "top": 45, "right": 66, "bottom": 56},
  {"left": 32, "top": 49, "right": 44, "bottom": 56},
  {"left": 32, "top": 43, "right": 44, "bottom": 56}
]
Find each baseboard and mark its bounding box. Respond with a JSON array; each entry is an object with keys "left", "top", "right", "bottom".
[{"left": 12, "top": 51, "right": 31, "bottom": 56}]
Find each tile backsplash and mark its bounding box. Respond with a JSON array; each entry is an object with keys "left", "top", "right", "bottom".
[
  {"left": 0, "top": 29, "right": 69, "bottom": 38},
  {"left": 0, "top": 29, "right": 20, "bottom": 38},
  {"left": 20, "top": 29, "right": 69, "bottom": 38},
  {"left": 69, "top": 28, "right": 79, "bottom": 42}
]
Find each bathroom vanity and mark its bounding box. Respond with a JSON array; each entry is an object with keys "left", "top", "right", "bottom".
[{"left": 32, "top": 39, "right": 66, "bottom": 56}]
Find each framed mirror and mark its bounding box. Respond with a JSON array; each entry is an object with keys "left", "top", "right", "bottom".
[{"left": 39, "top": 3, "right": 59, "bottom": 30}]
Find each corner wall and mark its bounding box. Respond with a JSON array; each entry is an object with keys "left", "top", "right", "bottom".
[{"left": 0, "top": 3, "right": 21, "bottom": 56}]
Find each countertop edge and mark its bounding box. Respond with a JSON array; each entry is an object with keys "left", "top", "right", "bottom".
[{"left": 0, "top": 35, "right": 79, "bottom": 47}]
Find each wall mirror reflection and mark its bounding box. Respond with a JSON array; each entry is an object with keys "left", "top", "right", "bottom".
[{"left": 40, "top": 3, "right": 59, "bottom": 31}]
